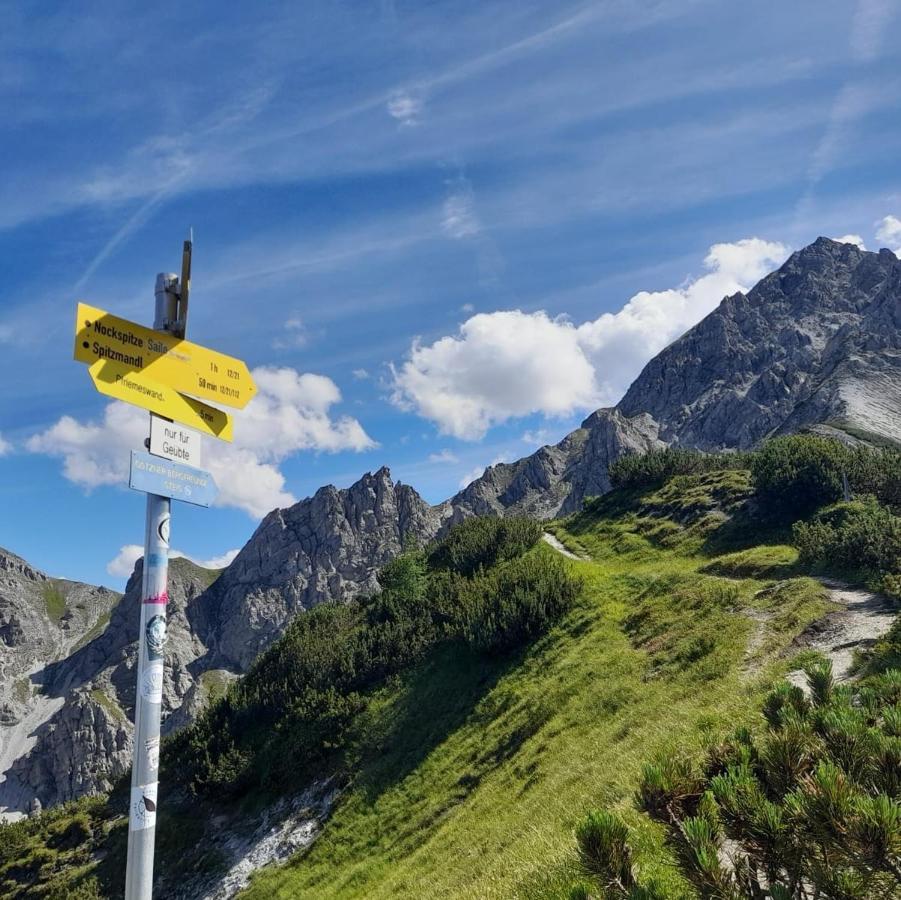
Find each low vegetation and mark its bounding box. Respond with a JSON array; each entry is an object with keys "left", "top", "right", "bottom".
[
  {"left": 0, "top": 797, "right": 109, "bottom": 899},
  {"left": 794, "top": 498, "right": 901, "bottom": 598},
  {"left": 3, "top": 435, "right": 899, "bottom": 899},
  {"left": 573, "top": 663, "right": 900, "bottom": 899},
  {"left": 169, "top": 516, "right": 575, "bottom": 801},
  {"left": 41, "top": 583, "right": 67, "bottom": 624}
]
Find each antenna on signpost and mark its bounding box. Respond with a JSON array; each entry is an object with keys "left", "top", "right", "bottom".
[{"left": 174, "top": 228, "right": 192, "bottom": 339}]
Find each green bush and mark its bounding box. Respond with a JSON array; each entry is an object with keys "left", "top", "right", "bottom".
[
  {"left": 609, "top": 448, "right": 749, "bottom": 490},
  {"left": 792, "top": 498, "right": 901, "bottom": 577},
  {"left": 750, "top": 435, "right": 850, "bottom": 516},
  {"left": 456, "top": 554, "right": 582, "bottom": 654},
  {"left": 573, "top": 665, "right": 901, "bottom": 898},
  {"left": 428, "top": 516, "right": 541, "bottom": 577}
]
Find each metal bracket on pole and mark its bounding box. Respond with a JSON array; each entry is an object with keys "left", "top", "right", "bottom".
[{"left": 172, "top": 230, "right": 192, "bottom": 339}]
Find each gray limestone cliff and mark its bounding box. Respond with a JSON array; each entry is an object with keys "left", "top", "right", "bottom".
[
  {"left": 618, "top": 238, "right": 901, "bottom": 448},
  {"left": 1, "top": 469, "right": 440, "bottom": 810}
]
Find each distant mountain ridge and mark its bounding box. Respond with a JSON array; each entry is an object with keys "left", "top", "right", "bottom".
[
  {"left": 456, "top": 238, "right": 901, "bottom": 518},
  {"left": 2, "top": 236, "right": 899, "bottom": 812}
]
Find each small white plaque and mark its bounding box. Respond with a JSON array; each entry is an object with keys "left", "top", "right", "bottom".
[{"left": 149, "top": 416, "right": 202, "bottom": 468}]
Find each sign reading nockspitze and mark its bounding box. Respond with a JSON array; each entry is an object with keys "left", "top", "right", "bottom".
[{"left": 74, "top": 301, "right": 257, "bottom": 409}]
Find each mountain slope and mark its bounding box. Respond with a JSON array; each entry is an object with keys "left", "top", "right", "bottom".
[
  {"left": 457, "top": 238, "right": 901, "bottom": 517},
  {"left": 0, "top": 548, "right": 120, "bottom": 819},
  {"left": 619, "top": 237, "right": 901, "bottom": 447}
]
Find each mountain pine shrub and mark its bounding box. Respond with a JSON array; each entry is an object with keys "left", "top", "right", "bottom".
[
  {"left": 609, "top": 448, "right": 749, "bottom": 490},
  {"left": 456, "top": 554, "right": 582, "bottom": 654},
  {"left": 792, "top": 498, "right": 901, "bottom": 579},
  {"left": 427, "top": 516, "right": 542, "bottom": 576},
  {"left": 750, "top": 435, "right": 850, "bottom": 517},
  {"left": 573, "top": 662, "right": 901, "bottom": 899}
]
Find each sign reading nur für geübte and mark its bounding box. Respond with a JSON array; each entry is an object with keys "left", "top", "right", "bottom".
[{"left": 149, "top": 416, "right": 202, "bottom": 467}]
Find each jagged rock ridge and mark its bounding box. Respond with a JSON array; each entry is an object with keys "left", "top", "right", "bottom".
[{"left": 1, "top": 470, "right": 439, "bottom": 811}]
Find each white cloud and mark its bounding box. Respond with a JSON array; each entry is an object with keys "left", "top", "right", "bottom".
[
  {"left": 521, "top": 428, "right": 554, "bottom": 446},
  {"left": 106, "top": 545, "right": 143, "bottom": 577},
  {"left": 352, "top": 368, "right": 370, "bottom": 380},
  {"left": 0, "top": 432, "right": 11, "bottom": 456},
  {"left": 833, "top": 234, "right": 867, "bottom": 249},
  {"left": 875, "top": 215, "right": 901, "bottom": 255},
  {"left": 171, "top": 547, "right": 241, "bottom": 570},
  {"left": 392, "top": 238, "right": 788, "bottom": 440},
  {"left": 272, "top": 315, "right": 308, "bottom": 350},
  {"left": 460, "top": 303, "right": 475, "bottom": 313},
  {"left": 458, "top": 454, "right": 512, "bottom": 489},
  {"left": 29, "top": 366, "right": 376, "bottom": 519},
  {"left": 428, "top": 449, "right": 459, "bottom": 464},
  {"left": 441, "top": 178, "right": 480, "bottom": 239},
  {"left": 387, "top": 90, "right": 423, "bottom": 126},
  {"left": 106, "top": 544, "right": 241, "bottom": 577}
]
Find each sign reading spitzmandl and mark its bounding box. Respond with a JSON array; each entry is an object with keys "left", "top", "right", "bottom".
[
  {"left": 149, "top": 415, "right": 203, "bottom": 467},
  {"left": 74, "top": 302, "right": 257, "bottom": 409},
  {"left": 129, "top": 450, "right": 218, "bottom": 507}
]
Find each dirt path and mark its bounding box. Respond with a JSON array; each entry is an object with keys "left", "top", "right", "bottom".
[
  {"left": 788, "top": 580, "right": 897, "bottom": 688},
  {"left": 541, "top": 532, "right": 587, "bottom": 560}
]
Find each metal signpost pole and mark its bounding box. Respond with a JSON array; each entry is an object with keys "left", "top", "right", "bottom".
[{"left": 124, "top": 273, "right": 180, "bottom": 900}]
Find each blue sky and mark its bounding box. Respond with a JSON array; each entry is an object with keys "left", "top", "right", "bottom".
[{"left": 1, "top": 0, "right": 900, "bottom": 589}]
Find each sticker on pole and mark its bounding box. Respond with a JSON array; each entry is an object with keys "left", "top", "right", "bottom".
[
  {"left": 130, "top": 782, "right": 158, "bottom": 831},
  {"left": 129, "top": 450, "right": 218, "bottom": 507},
  {"left": 145, "top": 615, "right": 167, "bottom": 662},
  {"left": 140, "top": 662, "right": 164, "bottom": 703},
  {"left": 145, "top": 737, "right": 160, "bottom": 772}
]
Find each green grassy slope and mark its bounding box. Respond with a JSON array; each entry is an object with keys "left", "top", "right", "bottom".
[
  {"left": 239, "top": 471, "right": 832, "bottom": 899},
  {"left": 8, "top": 438, "right": 898, "bottom": 900}
]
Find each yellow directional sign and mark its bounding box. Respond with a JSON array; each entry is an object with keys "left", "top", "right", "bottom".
[
  {"left": 74, "top": 303, "right": 256, "bottom": 409},
  {"left": 89, "top": 359, "right": 234, "bottom": 442}
]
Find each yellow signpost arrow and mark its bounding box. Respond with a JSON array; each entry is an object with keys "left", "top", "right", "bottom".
[
  {"left": 89, "top": 359, "right": 234, "bottom": 442},
  {"left": 74, "top": 302, "right": 256, "bottom": 409}
]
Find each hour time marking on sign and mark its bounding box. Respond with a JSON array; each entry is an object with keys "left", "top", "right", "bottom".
[{"left": 74, "top": 302, "right": 256, "bottom": 409}]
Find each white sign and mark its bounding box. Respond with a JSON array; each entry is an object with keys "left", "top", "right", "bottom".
[{"left": 149, "top": 416, "right": 202, "bottom": 468}]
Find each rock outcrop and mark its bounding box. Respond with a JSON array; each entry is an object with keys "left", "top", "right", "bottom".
[
  {"left": 2, "top": 470, "right": 440, "bottom": 809},
  {"left": 445, "top": 409, "right": 663, "bottom": 520},
  {"left": 207, "top": 467, "right": 441, "bottom": 669},
  {"left": 618, "top": 238, "right": 901, "bottom": 448}
]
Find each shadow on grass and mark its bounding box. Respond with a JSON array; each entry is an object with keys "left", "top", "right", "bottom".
[{"left": 351, "top": 641, "right": 527, "bottom": 805}]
